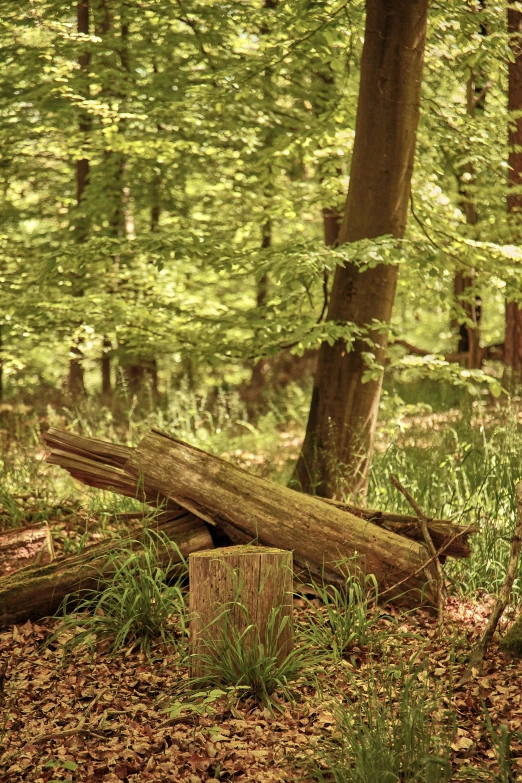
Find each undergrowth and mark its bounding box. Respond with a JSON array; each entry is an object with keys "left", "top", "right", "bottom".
[
  {"left": 370, "top": 401, "right": 522, "bottom": 600},
  {"left": 46, "top": 527, "right": 188, "bottom": 658},
  {"left": 310, "top": 662, "right": 454, "bottom": 783}
]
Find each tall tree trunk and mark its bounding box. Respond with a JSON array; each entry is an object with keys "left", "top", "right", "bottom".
[
  {"left": 101, "top": 336, "right": 112, "bottom": 395},
  {"left": 68, "top": 0, "right": 90, "bottom": 397},
  {"left": 504, "top": 7, "right": 522, "bottom": 388},
  {"left": 453, "top": 77, "right": 482, "bottom": 370},
  {"left": 292, "top": 0, "right": 428, "bottom": 500},
  {"left": 117, "top": 10, "right": 158, "bottom": 400},
  {"left": 0, "top": 324, "right": 3, "bottom": 402},
  {"left": 246, "top": 0, "right": 277, "bottom": 411},
  {"left": 453, "top": 3, "right": 487, "bottom": 370},
  {"left": 249, "top": 221, "right": 271, "bottom": 402}
]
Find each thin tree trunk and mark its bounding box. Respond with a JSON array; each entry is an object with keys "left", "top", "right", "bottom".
[
  {"left": 322, "top": 207, "right": 341, "bottom": 248},
  {"left": 504, "top": 7, "right": 522, "bottom": 389},
  {"left": 292, "top": 0, "right": 428, "bottom": 500},
  {"left": 101, "top": 336, "right": 112, "bottom": 395},
  {"left": 97, "top": 2, "right": 155, "bottom": 398},
  {"left": 247, "top": 0, "right": 277, "bottom": 409},
  {"left": 453, "top": 4, "right": 487, "bottom": 370},
  {"left": 68, "top": 0, "right": 90, "bottom": 397},
  {"left": 0, "top": 324, "right": 4, "bottom": 401},
  {"left": 249, "top": 221, "right": 271, "bottom": 403}
]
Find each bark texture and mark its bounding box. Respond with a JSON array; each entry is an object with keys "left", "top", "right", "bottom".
[
  {"left": 293, "top": 0, "right": 428, "bottom": 499},
  {"left": 504, "top": 8, "right": 522, "bottom": 386},
  {"left": 125, "top": 429, "right": 439, "bottom": 609},
  {"left": 0, "top": 510, "right": 212, "bottom": 627},
  {"left": 189, "top": 545, "right": 293, "bottom": 678},
  {"left": 68, "top": 0, "right": 91, "bottom": 396},
  {"left": 44, "top": 428, "right": 474, "bottom": 559}
]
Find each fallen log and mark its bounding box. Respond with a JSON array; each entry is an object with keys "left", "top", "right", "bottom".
[
  {"left": 324, "top": 500, "right": 475, "bottom": 559},
  {"left": 0, "top": 509, "right": 213, "bottom": 627},
  {"left": 124, "top": 429, "right": 439, "bottom": 608},
  {"left": 0, "top": 523, "right": 50, "bottom": 576},
  {"left": 44, "top": 429, "right": 473, "bottom": 559}
]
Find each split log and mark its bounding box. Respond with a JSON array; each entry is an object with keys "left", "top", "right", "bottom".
[
  {"left": 189, "top": 545, "right": 293, "bottom": 679},
  {"left": 44, "top": 429, "right": 474, "bottom": 559},
  {"left": 44, "top": 429, "right": 164, "bottom": 507},
  {"left": 0, "top": 509, "right": 212, "bottom": 627},
  {"left": 125, "top": 429, "right": 439, "bottom": 608}
]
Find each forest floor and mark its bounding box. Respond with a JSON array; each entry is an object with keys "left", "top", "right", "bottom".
[
  {"left": 1, "top": 585, "right": 521, "bottom": 782},
  {"left": 2, "top": 400, "right": 522, "bottom": 781}
]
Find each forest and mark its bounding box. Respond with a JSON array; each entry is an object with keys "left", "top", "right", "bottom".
[{"left": 3, "top": 0, "right": 522, "bottom": 780}]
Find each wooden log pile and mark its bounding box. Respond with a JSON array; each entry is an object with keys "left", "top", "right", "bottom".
[{"left": 0, "top": 428, "right": 476, "bottom": 626}]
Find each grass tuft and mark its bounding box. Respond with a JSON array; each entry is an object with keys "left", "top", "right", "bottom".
[
  {"left": 188, "top": 601, "right": 320, "bottom": 707},
  {"left": 310, "top": 663, "right": 454, "bottom": 783},
  {"left": 298, "top": 567, "right": 387, "bottom": 660},
  {"left": 46, "top": 527, "right": 188, "bottom": 658}
]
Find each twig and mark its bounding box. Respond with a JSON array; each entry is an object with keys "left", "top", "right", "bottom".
[
  {"left": 1, "top": 722, "right": 107, "bottom": 772},
  {"left": 156, "top": 713, "right": 199, "bottom": 730},
  {"left": 45, "top": 522, "right": 55, "bottom": 562},
  {"left": 456, "top": 481, "right": 522, "bottom": 687},
  {"left": 379, "top": 523, "right": 475, "bottom": 599},
  {"left": 390, "top": 475, "right": 446, "bottom": 625}
]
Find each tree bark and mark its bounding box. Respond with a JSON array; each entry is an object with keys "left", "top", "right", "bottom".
[
  {"left": 0, "top": 510, "right": 212, "bottom": 627},
  {"left": 0, "top": 324, "right": 3, "bottom": 401},
  {"left": 504, "top": 8, "right": 522, "bottom": 388},
  {"left": 68, "top": 0, "right": 91, "bottom": 397},
  {"left": 292, "top": 0, "right": 428, "bottom": 499},
  {"left": 452, "top": 3, "right": 487, "bottom": 371},
  {"left": 0, "top": 523, "right": 49, "bottom": 577},
  {"left": 43, "top": 427, "right": 474, "bottom": 559},
  {"left": 101, "top": 336, "right": 112, "bottom": 395},
  {"left": 248, "top": 222, "right": 271, "bottom": 410},
  {"left": 189, "top": 545, "right": 293, "bottom": 679},
  {"left": 125, "top": 429, "right": 439, "bottom": 609}
]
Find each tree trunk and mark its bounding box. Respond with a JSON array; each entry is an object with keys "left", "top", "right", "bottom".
[
  {"left": 248, "top": 221, "right": 271, "bottom": 411},
  {"left": 452, "top": 4, "right": 487, "bottom": 370},
  {"left": 453, "top": 76, "right": 482, "bottom": 370},
  {"left": 0, "top": 510, "right": 212, "bottom": 627},
  {"left": 189, "top": 545, "right": 293, "bottom": 679},
  {"left": 292, "top": 0, "right": 428, "bottom": 500},
  {"left": 504, "top": 8, "right": 522, "bottom": 388},
  {"left": 68, "top": 343, "right": 85, "bottom": 397},
  {"left": 124, "top": 429, "right": 439, "bottom": 609},
  {"left": 322, "top": 207, "right": 341, "bottom": 248},
  {"left": 0, "top": 324, "right": 3, "bottom": 401},
  {"left": 101, "top": 336, "right": 112, "bottom": 395},
  {"left": 68, "top": 0, "right": 91, "bottom": 397}
]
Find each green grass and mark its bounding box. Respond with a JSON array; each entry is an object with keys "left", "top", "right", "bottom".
[
  {"left": 310, "top": 662, "right": 454, "bottom": 783},
  {"left": 188, "top": 600, "right": 321, "bottom": 707},
  {"left": 46, "top": 527, "right": 188, "bottom": 658},
  {"left": 298, "top": 567, "right": 388, "bottom": 660},
  {"left": 369, "top": 401, "right": 522, "bottom": 600}
]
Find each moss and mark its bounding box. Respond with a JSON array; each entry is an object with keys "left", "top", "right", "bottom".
[{"left": 499, "top": 614, "right": 522, "bottom": 656}]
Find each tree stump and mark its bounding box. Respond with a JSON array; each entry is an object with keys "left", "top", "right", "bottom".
[{"left": 189, "top": 545, "right": 294, "bottom": 679}]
